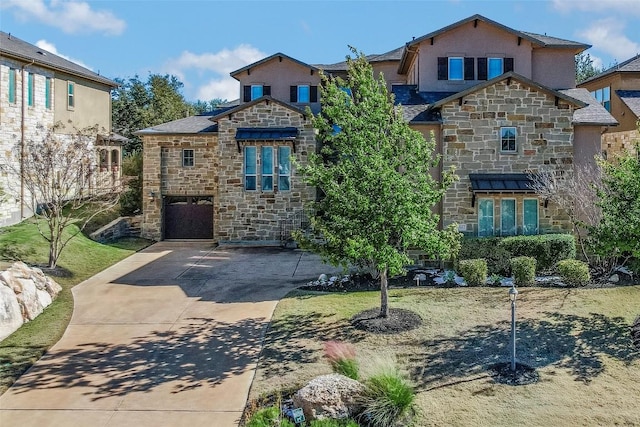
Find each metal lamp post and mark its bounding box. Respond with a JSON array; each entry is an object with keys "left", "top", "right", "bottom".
[{"left": 509, "top": 285, "right": 519, "bottom": 372}]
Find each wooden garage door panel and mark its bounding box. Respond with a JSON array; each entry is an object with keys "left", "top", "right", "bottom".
[{"left": 164, "top": 196, "right": 213, "bottom": 239}]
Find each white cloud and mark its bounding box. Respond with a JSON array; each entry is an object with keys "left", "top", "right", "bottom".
[
  {"left": 1, "top": 0, "right": 126, "bottom": 35},
  {"left": 35, "top": 39, "right": 92, "bottom": 69},
  {"left": 163, "top": 45, "right": 267, "bottom": 101},
  {"left": 552, "top": 0, "right": 640, "bottom": 15},
  {"left": 579, "top": 19, "right": 640, "bottom": 63}
]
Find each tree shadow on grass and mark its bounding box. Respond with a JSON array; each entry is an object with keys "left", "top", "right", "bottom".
[
  {"left": 406, "top": 312, "right": 638, "bottom": 390},
  {"left": 258, "top": 311, "right": 366, "bottom": 379},
  {"left": 8, "top": 317, "right": 275, "bottom": 400}
]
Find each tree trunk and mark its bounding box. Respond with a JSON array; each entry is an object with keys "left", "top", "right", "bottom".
[{"left": 380, "top": 269, "right": 389, "bottom": 318}]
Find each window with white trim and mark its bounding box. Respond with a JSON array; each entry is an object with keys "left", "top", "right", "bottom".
[
  {"left": 278, "top": 146, "right": 291, "bottom": 191},
  {"left": 448, "top": 57, "right": 464, "bottom": 80},
  {"left": 500, "top": 199, "right": 516, "bottom": 236},
  {"left": 67, "top": 81, "right": 75, "bottom": 109},
  {"left": 523, "top": 199, "right": 539, "bottom": 235},
  {"left": 488, "top": 58, "right": 504, "bottom": 79},
  {"left": 478, "top": 199, "right": 494, "bottom": 237},
  {"left": 182, "top": 149, "right": 194, "bottom": 167},
  {"left": 500, "top": 127, "right": 517, "bottom": 153},
  {"left": 261, "top": 146, "right": 274, "bottom": 191},
  {"left": 244, "top": 146, "right": 257, "bottom": 191}
]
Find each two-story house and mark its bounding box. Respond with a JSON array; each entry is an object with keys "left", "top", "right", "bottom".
[
  {"left": 578, "top": 54, "right": 640, "bottom": 158},
  {"left": 138, "top": 14, "right": 616, "bottom": 243},
  {"left": 0, "top": 31, "right": 121, "bottom": 227}
]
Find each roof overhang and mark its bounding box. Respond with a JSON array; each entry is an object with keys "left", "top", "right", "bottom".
[
  {"left": 230, "top": 52, "right": 319, "bottom": 80},
  {"left": 209, "top": 95, "right": 308, "bottom": 122},
  {"left": 234, "top": 127, "right": 299, "bottom": 153},
  {"left": 469, "top": 173, "right": 536, "bottom": 194}
]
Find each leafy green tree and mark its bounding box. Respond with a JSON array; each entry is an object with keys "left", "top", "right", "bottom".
[
  {"left": 575, "top": 53, "right": 603, "bottom": 84},
  {"left": 119, "top": 151, "right": 143, "bottom": 215},
  {"left": 295, "top": 48, "right": 460, "bottom": 318},
  {"left": 588, "top": 126, "right": 640, "bottom": 270},
  {"left": 191, "top": 98, "right": 228, "bottom": 114}
]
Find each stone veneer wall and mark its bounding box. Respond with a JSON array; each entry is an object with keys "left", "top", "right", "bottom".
[
  {"left": 0, "top": 59, "right": 55, "bottom": 226},
  {"left": 142, "top": 134, "right": 218, "bottom": 240},
  {"left": 603, "top": 129, "right": 639, "bottom": 160},
  {"left": 216, "top": 101, "right": 316, "bottom": 243},
  {"left": 440, "top": 79, "right": 575, "bottom": 236}
]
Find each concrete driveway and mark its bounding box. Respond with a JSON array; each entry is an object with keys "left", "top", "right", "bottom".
[{"left": 0, "top": 242, "right": 337, "bottom": 427}]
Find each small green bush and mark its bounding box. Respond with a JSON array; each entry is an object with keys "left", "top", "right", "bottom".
[
  {"left": 511, "top": 256, "right": 536, "bottom": 286},
  {"left": 246, "top": 405, "right": 283, "bottom": 427},
  {"left": 309, "top": 419, "right": 360, "bottom": 427},
  {"left": 325, "top": 341, "right": 359, "bottom": 380},
  {"left": 500, "top": 234, "right": 576, "bottom": 271},
  {"left": 360, "top": 371, "right": 416, "bottom": 427},
  {"left": 458, "top": 237, "right": 511, "bottom": 275},
  {"left": 557, "top": 259, "right": 591, "bottom": 287},
  {"left": 458, "top": 258, "right": 488, "bottom": 286}
]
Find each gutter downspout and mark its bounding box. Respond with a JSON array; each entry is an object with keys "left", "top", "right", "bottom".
[{"left": 20, "top": 60, "right": 35, "bottom": 219}]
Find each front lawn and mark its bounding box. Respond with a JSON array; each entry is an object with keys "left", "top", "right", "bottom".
[
  {"left": 250, "top": 286, "right": 640, "bottom": 426},
  {"left": 0, "top": 219, "right": 152, "bottom": 394}
]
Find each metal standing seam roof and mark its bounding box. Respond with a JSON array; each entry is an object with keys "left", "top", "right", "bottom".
[
  {"left": 235, "top": 127, "right": 298, "bottom": 140},
  {"left": 469, "top": 173, "right": 536, "bottom": 193},
  {"left": 0, "top": 31, "right": 117, "bottom": 87}
]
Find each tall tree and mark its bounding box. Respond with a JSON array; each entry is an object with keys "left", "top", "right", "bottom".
[
  {"left": 2, "top": 123, "right": 121, "bottom": 268},
  {"left": 295, "top": 48, "right": 461, "bottom": 318},
  {"left": 576, "top": 53, "right": 603, "bottom": 84},
  {"left": 191, "top": 98, "right": 228, "bottom": 114}
]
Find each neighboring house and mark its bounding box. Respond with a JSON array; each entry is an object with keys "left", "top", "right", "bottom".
[
  {"left": 0, "top": 31, "right": 121, "bottom": 227},
  {"left": 578, "top": 54, "right": 640, "bottom": 158},
  {"left": 138, "top": 14, "right": 617, "bottom": 243}
]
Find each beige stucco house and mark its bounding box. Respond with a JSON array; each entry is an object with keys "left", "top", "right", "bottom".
[
  {"left": 138, "top": 14, "right": 617, "bottom": 243},
  {"left": 0, "top": 31, "right": 122, "bottom": 227},
  {"left": 578, "top": 54, "right": 640, "bottom": 158}
]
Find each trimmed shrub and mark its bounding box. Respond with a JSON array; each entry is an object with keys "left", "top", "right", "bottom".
[
  {"left": 458, "top": 237, "right": 511, "bottom": 275},
  {"left": 511, "top": 256, "right": 536, "bottom": 286},
  {"left": 500, "top": 234, "right": 576, "bottom": 271},
  {"left": 246, "top": 405, "right": 295, "bottom": 427},
  {"left": 557, "top": 259, "right": 591, "bottom": 287},
  {"left": 360, "top": 370, "right": 416, "bottom": 427},
  {"left": 458, "top": 258, "right": 488, "bottom": 286}
]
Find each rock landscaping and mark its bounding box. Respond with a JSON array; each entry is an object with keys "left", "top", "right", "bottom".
[
  {"left": 0, "top": 261, "right": 62, "bottom": 341},
  {"left": 292, "top": 373, "right": 365, "bottom": 421}
]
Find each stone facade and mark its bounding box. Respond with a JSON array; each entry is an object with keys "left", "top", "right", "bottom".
[
  {"left": 216, "top": 101, "right": 316, "bottom": 243},
  {"left": 440, "top": 78, "right": 576, "bottom": 235},
  {"left": 603, "top": 129, "right": 639, "bottom": 160}
]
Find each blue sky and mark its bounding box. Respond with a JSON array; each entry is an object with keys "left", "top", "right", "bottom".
[{"left": 2, "top": 0, "right": 639, "bottom": 102}]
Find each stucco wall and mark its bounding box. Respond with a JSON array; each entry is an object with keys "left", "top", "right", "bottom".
[
  {"left": 579, "top": 73, "right": 640, "bottom": 132},
  {"left": 54, "top": 71, "right": 112, "bottom": 132},
  {"left": 531, "top": 48, "right": 576, "bottom": 89},
  {"left": 439, "top": 79, "right": 575, "bottom": 235},
  {"left": 573, "top": 125, "right": 603, "bottom": 167}
]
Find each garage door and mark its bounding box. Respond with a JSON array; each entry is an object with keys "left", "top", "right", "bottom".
[{"left": 164, "top": 196, "right": 213, "bottom": 239}]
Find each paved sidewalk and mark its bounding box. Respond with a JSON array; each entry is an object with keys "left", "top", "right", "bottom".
[{"left": 0, "top": 242, "right": 336, "bottom": 427}]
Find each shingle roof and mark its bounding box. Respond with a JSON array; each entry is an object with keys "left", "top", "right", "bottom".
[
  {"left": 391, "top": 85, "right": 451, "bottom": 123},
  {"left": 230, "top": 52, "right": 318, "bottom": 78},
  {"left": 134, "top": 108, "right": 233, "bottom": 135},
  {"left": 617, "top": 90, "right": 640, "bottom": 118},
  {"left": 520, "top": 32, "right": 589, "bottom": 48},
  {"left": 315, "top": 46, "right": 404, "bottom": 71},
  {"left": 0, "top": 31, "right": 117, "bottom": 87},
  {"left": 209, "top": 96, "right": 308, "bottom": 121},
  {"left": 559, "top": 88, "right": 618, "bottom": 125},
  {"left": 580, "top": 54, "right": 640, "bottom": 85}
]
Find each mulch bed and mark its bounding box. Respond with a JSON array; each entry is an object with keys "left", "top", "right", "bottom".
[
  {"left": 488, "top": 362, "right": 540, "bottom": 386},
  {"left": 351, "top": 307, "right": 423, "bottom": 334}
]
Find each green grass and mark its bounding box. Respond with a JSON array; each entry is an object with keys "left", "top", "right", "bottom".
[
  {"left": 251, "top": 286, "right": 640, "bottom": 426},
  {"left": 0, "top": 219, "right": 152, "bottom": 394}
]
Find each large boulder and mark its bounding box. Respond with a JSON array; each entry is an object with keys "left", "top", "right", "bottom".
[
  {"left": 0, "top": 285, "right": 23, "bottom": 341},
  {"left": 292, "top": 373, "right": 365, "bottom": 421},
  {"left": 0, "top": 262, "right": 62, "bottom": 341}
]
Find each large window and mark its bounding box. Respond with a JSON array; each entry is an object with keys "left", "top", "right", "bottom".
[
  {"left": 488, "top": 58, "right": 503, "bottom": 79},
  {"left": 182, "top": 149, "right": 194, "bottom": 167},
  {"left": 278, "top": 146, "right": 291, "bottom": 191},
  {"left": 500, "top": 127, "right": 517, "bottom": 153},
  {"left": 244, "top": 146, "right": 257, "bottom": 191},
  {"left": 501, "top": 199, "right": 516, "bottom": 236},
  {"left": 27, "top": 72, "right": 34, "bottom": 107},
  {"left": 67, "top": 81, "right": 75, "bottom": 109},
  {"left": 448, "top": 57, "right": 464, "bottom": 80},
  {"left": 45, "top": 77, "right": 52, "bottom": 109},
  {"left": 8, "top": 68, "right": 16, "bottom": 104},
  {"left": 523, "top": 199, "right": 539, "bottom": 235},
  {"left": 261, "top": 146, "right": 274, "bottom": 191},
  {"left": 591, "top": 86, "right": 611, "bottom": 112},
  {"left": 478, "top": 199, "right": 494, "bottom": 237}
]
